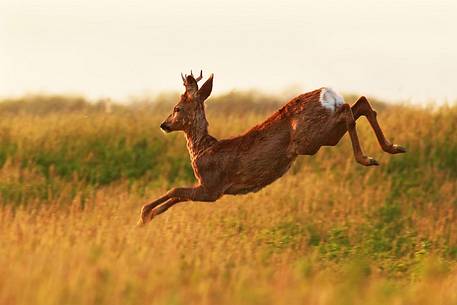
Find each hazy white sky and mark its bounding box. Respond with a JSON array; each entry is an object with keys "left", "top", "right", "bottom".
[{"left": 1, "top": 0, "right": 456, "bottom": 103}]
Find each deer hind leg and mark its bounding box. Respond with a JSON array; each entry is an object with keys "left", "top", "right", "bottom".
[
  {"left": 138, "top": 186, "right": 222, "bottom": 225},
  {"left": 340, "top": 103, "right": 380, "bottom": 166},
  {"left": 351, "top": 96, "right": 406, "bottom": 154}
]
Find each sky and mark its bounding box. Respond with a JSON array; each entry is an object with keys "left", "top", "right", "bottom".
[{"left": 1, "top": 0, "right": 456, "bottom": 104}]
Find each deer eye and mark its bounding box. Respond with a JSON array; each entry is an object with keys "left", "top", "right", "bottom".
[{"left": 174, "top": 107, "right": 181, "bottom": 113}]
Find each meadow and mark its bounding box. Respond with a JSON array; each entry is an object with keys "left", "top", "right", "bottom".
[{"left": 0, "top": 92, "right": 456, "bottom": 305}]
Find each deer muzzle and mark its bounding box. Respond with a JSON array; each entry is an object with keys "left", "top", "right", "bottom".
[{"left": 160, "top": 122, "right": 172, "bottom": 133}]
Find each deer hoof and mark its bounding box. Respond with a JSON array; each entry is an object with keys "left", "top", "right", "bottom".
[
  {"left": 136, "top": 218, "right": 145, "bottom": 227},
  {"left": 359, "top": 156, "right": 379, "bottom": 166},
  {"left": 138, "top": 205, "right": 154, "bottom": 226},
  {"left": 390, "top": 144, "right": 407, "bottom": 154},
  {"left": 368, "top": 157, "right": 380, "bottom": 166}
]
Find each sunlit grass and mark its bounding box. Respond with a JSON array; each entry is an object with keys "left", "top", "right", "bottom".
[{"left": 0, "top": 94, "right": 456, "bottom": 304}]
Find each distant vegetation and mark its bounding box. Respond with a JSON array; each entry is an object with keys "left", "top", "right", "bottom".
[{"left": 0, "top": 92, "right": 456, "bottom": 305}]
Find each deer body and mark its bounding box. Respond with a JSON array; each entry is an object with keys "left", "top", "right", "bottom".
[
  {"left": 138, "top": 72, "right": 406, "bottom": 225},
  {"left": 195, "top": 122, "right": 294, "bottom": 195},
  {"left": 194, "top": 89, "right": 338, "bottom": 195}
]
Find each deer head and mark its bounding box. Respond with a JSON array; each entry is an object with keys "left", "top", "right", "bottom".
[{"left": 160, "top": 70, "right": 214, "bottom": 133}]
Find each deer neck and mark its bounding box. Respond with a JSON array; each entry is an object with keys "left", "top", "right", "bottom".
[{"left": 184, "top": 122, "right": 215, "bottom": 158}]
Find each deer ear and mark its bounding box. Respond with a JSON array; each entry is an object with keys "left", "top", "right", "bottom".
[{"left": 197, "top": 74, "right": 213, "bottom": 102}]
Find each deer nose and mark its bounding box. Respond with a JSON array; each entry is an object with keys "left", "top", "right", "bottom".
[{"left": 160, "top": 122, "right": 171, "bottom": 132}]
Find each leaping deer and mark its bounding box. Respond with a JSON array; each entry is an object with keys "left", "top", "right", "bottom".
[{"left": 138, "top": 71, "right": 406, "bottom": 225}]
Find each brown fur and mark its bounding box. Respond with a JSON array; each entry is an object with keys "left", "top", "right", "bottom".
[{"left": 138, "top": 72, "right": 406, "bottom": 225}]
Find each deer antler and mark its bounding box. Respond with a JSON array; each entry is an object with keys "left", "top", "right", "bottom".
[
  {"left": 192, "top": 70, "right": 203, "bottom": 82},
  {"left": 181, "top": 70, "right": 203, "bottom": 94}
]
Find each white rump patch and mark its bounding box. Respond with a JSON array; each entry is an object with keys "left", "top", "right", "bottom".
[{"left": 319, "top": 87, "right": 344, "bottom": 112}]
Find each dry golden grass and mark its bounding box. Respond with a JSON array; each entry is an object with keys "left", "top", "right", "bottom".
[{"left": 0, "top": 96, "right": 456, "bottom": 305}]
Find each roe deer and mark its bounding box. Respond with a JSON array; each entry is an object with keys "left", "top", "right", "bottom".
[{"left": 138, "top": 71, "right": 406, "bottom": 225}]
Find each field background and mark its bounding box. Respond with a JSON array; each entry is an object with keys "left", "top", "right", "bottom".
[{"left": 0, "top": 92, "right": 456, "bottom": 305}]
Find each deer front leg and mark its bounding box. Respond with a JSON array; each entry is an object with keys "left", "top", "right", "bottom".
[
  {"left": 138, "top": 194, "right": 172, "bottom": 226},
  {"left": 351, "top": 96, "right": 406, "bottom": 154},
  {"left": 137, "top": 198, "right": 184, "bottom": 226},
  {"left": 138, "top": 185, "right": 222, "bottom": 225}
]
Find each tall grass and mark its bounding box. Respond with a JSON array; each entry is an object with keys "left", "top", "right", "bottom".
[{"left": 0, "top": 93, "right": 456, "bottom": 305}]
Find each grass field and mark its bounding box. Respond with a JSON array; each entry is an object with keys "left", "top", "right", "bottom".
[{"left": 0, "top": 92, "right": 456, "bottom": 305}]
